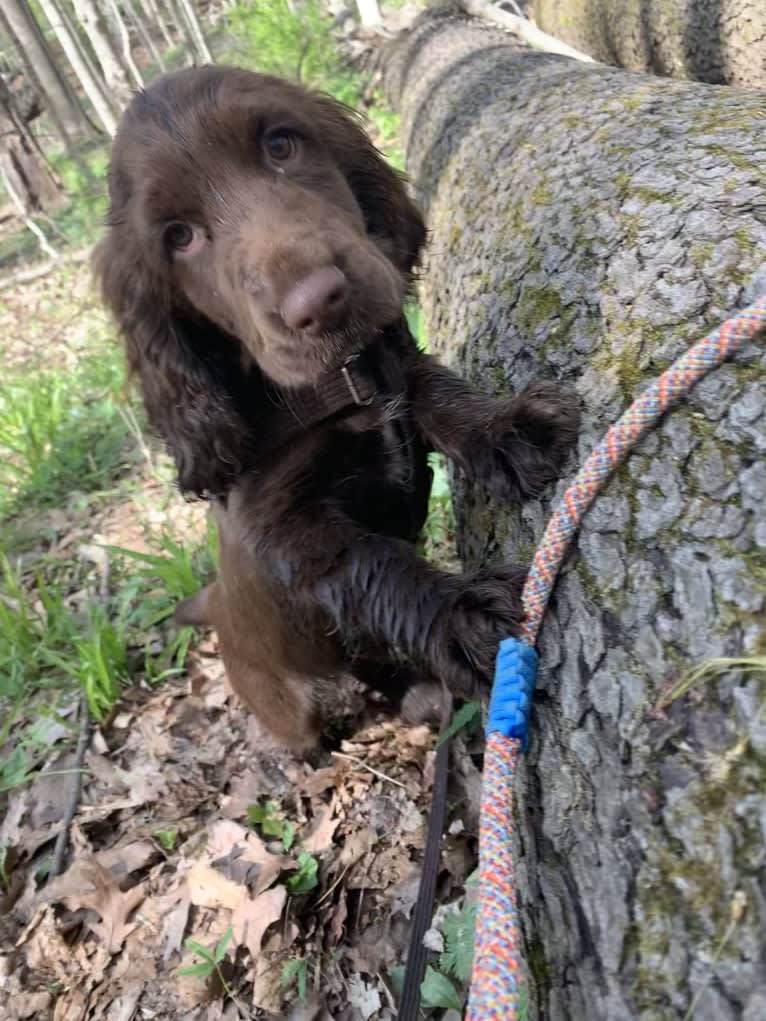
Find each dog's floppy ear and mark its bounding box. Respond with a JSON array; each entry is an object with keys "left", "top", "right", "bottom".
[
  {"left": 93, "top": 233, "right": 252, "bottom": 498},
  {"left": 313, "top": 94, "right": 427, "bottom": 278}
]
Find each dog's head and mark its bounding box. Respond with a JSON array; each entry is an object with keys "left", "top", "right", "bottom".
[{"left": 95, "top": 66, "right": 426, "bottom": 492}]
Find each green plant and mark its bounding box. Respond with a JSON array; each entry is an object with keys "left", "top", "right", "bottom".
[
  {"left": 666, "top": 655, "right": 766, "bottom": 705},
  {"left": 154, "top": 828, "right": 178, "bottom": 851},
  {"left": 282, "top": 957, "right": 309, "bottom": 1001},
  {"left": 437, "top": 700, "right": 482, "bottom": 747},
  {"left": 44, "top": 603, "right": 128, "bottom": 721},
  {"left": 179, "top": 927, "right": 242, "bottom": 1005},
  {"left": 420, "top": 965, "right": 463, "bottom": 1011},
  {"left": 439, "top": 901, "right": 477, "bottom": 983},
  {"left": 223, "top": 0, "right": 353, "bottom": 97},
  {"left": 286, "top": 851, "right": 319, "bottom": 895},
  {"left": 247, "top": 800, "right": 296, "bottom": 852},
  {"left": 420, "top": 455, "right": 455, "bottom": 558},
  {"left": 0, "top": 352, "right": 130, "bottom": 517}
]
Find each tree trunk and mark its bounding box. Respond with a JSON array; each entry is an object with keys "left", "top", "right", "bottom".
[
  {"left": 0, "top": 79, "right": 64, "bottom": 213},
  {"left": 533, "top": 0, "right": 766, "bottom": 90},
  {"left": 71, "top": 0, "right": 140, "bottom": 106},
  {"left": 387, "top": 7, "right": 766, "bottom": 1020},
  {"left": 0, "top": 0, "right": 89, "bottom": 137},
  {"left": 174, "top": 0, "right": 213, "bottom": 63},
  {"left": 37, "top": 0, "right": 118, "bottom": 135},
  {"left": 139, "top": 0, "right": 174, "bottom": 50},
  {"left": 356, "top": 0, "right": 382, "bottom": 28},
  {"left": 123, "top": 0, "right": 167, "bottom": 71}
]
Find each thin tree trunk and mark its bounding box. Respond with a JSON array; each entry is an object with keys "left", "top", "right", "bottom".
[
  {"left": 139, "top": 0, "right": 174, "bottom": 50},
  {"left": 0, "top": 79, "right": 65, "bottom": 213},
  {"left": 533, "top": 0, "right": 766, "bottom": 89},
  {"left": 356, "top": 0, "right": 382, "bottom": 28},
  {"left": 388, "top": 7, "right": 766, "bottom": 1021},
  {"left": 37, "top": 0, "right": 118, "bottom": 135},
  {"left": 0, "top": 0, "right": 89, "bottom": 137},
  {"left": 123, "top": 0, "right": 166, "bottom": 70},
  {"left": 84, "top": 0, "right": 143, "bottom": 92},
  {"left": 175, "top": 0, "right": 213, "bottom": 63}
]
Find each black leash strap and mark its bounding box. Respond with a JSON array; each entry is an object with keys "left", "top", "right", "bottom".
[{"left": 399, "top": 694, "right": 453, "bottom": 1020}]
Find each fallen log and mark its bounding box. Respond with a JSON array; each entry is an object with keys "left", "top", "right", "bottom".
[
  {"left": 387, "top": 6, "right": 766, "bottom": 1019},
  {"left": 533, "top": 0, "right": 766, "bottom": 89}
]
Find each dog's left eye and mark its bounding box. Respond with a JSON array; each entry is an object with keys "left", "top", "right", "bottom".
[{"left": 264, "top": 130, "right": 297, "bottom": 163}]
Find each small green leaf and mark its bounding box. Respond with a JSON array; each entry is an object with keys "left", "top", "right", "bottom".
[
  {"left": 183, "top": 938, "right": 215, "bottom": 963},
  {"left": 281, "top": 958, "right": 308, "bottom": 1001},
  {"left": 214, "top": 926, "right": 233, "bottom": 963},
  {"left": 389, "top": 964, "right": 406, "bottom": 996},
  {"left": 282, "top": 820, "right": 295, "bottom": 852},
  {"left": 420, "top": 966, "right": 463, "bottom": 1010},
  {"left": 285, "top": 851, "right": 318, "bottom": 894},
  {"left": 178, "top": 961, "right": 214, "bottom": 978},
  {"left": 436, "top": 700, "right": 482, "bottom": 747},
  {"left": 153, "top": 827, "right": 177, "bottom": 851},
  {"left": 247, "top": 803, "right": 267, "bottom": 826},
  {"left": 440, "top": 902, "right": 476, "bottom": 983}
]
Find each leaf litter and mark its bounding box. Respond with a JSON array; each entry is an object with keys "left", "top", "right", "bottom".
[{"left": 1, "top": 629, "right": 482, "bottom": 1019}]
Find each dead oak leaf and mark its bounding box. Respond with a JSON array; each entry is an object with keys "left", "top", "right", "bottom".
[
  {"left": 187, "top": 862, "right": 242, "bottom": 910},
  {"left": 49, "top": 859, "right": 146, "bottom": 954},
  {"left": 302, "top": 805, "right": 339, "bottom": 855},
  {"left": 232, "top": 885, "right": 287, "bottom": 961}
]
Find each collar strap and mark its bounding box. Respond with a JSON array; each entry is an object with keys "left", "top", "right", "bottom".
[{"left": 259, "top": 350, "right": 380, "bottom": 459}]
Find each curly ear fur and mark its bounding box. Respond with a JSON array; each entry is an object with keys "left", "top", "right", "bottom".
[
  {"left": 312, "top": 94, "right": 427, "bottom": 278},
  {"left": 93, "top": 235, "right": 256, "bottom": 498}
]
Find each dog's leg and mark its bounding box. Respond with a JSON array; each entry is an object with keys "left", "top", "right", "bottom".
[
  {"left": 174, "top": 583, "right": 217, "bottom": 627},
  {"left": 410, "top": 353, "right": 579, "bottom": 502},
  {"left": 351, "top": 657, "right": 447, "bottom": 727},
  {"left": 251, "top": 501, "right": 525, "bottom": 698}
]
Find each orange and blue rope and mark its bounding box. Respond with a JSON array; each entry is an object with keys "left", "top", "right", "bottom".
[{"left": 466, "top": 295, "right": 766, "bottom": 1019}]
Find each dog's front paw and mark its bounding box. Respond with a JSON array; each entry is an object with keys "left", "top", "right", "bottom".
[
  {"left": 431, "top": 565, "right": 526, "bottom": 697},
  {"left": 479, "top": 382, "right": 580, "bottom": 503}
]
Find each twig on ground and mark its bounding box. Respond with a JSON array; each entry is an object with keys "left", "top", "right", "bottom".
[
  {"left": 0, "top": 163, "right": 59, "bottom": 261},
  {"left": 330, "top": 750, "right": 407, "bottom": 789},
  {"left": 458, "top": 0, "right": 597, "bottom": 63},
  {"left": 48, "top": 692, "right": 91, "bottom": 881}
]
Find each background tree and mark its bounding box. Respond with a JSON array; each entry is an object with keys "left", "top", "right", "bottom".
[
  {"left": 533, "top": 0, "right": 766, "bottom": 89},
  {"left": 0, "top": 74, "right": 64, "bottom": 216},
  {"left": 1, "top": 0, "right": 90, "bottom": 137},
  {"left": 387, "top": 6, "right": 766, "bottom": 1020},
  {"left": 37, "top": 0, "right": 118, "bottom": 134}
]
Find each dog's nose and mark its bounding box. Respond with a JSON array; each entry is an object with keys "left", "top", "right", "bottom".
[{"left": 280, "top": 266, "right": 350, "bottom": 334}]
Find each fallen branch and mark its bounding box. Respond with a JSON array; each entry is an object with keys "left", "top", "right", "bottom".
[
  {"left": 457, "top": 0, "right": 597, "bottom": 63},
  {"left": 48, "top": 692, "right": 91, "bottom": 881}
]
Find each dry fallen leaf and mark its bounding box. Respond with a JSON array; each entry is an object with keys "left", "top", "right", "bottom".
[
  {"left": 232, "top": 885, "right": 287, "bottom": 960},
  {"left": 187, "top": 862, "right": 243, "bottom": 911},
  {"left": 49, "top": 859, "right": 146, "bottom": 954},
  {"left": 302, "top": 805, "right": 339, "bottom": 855}
]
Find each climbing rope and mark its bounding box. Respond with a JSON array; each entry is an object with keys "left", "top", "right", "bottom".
[{"left": 466, "top": 294, "right": 766, "bottom": 1019}]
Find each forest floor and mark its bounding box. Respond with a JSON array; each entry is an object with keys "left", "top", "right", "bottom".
[{"left": 0, "top": 5, "right": 483, "bottom": 1020}]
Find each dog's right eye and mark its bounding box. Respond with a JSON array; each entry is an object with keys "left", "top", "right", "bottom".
[{"left": 165, "top": 222, "right": 195, "bottom": 251}]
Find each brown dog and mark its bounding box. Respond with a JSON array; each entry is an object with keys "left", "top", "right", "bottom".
[{"left": 95, "top": 66, "right": 578, "bottom": 749}]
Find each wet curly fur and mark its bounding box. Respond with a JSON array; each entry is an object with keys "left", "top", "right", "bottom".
[{"left": 95, "top": 65, "right": 579, "bottom": 750}]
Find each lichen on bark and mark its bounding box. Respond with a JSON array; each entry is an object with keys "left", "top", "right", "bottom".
[
  {"left": 533, "top": 0, "right": 766, "bottom": 91},
  {"left": 387, "top": 7, "right": 766, "bottom": 1019}
]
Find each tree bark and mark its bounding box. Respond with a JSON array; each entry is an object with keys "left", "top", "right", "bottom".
[
  {"left": 1, "top": 0, "right": 90, "bottom": 137},
  {"left": 122, "top": 0, "right": 167, "bottom": 71},
  {"left": 533, "top": 0, "right": 766, "bottom": 90},
  {"left": 173, "top": 0, "right": 212, "bottom": 63},
  {"left": 387, "top": 6, "right": 766, "bottom": 1020},
  {"left": 0, "top": 78, "right": 64, "bottom": 213},
  {"left": 138, "top": 0, "right": 174, "bottom": 50},
  {"left": 71, "top": 0, "right": 140, "bottom": 104},
  {"left": 37, "top": 0, "right": 118, "bottom": 135}
]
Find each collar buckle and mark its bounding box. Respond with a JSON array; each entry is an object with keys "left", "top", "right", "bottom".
[{"left": 341, "top": 353, "right": 375, "bottom": 406}]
